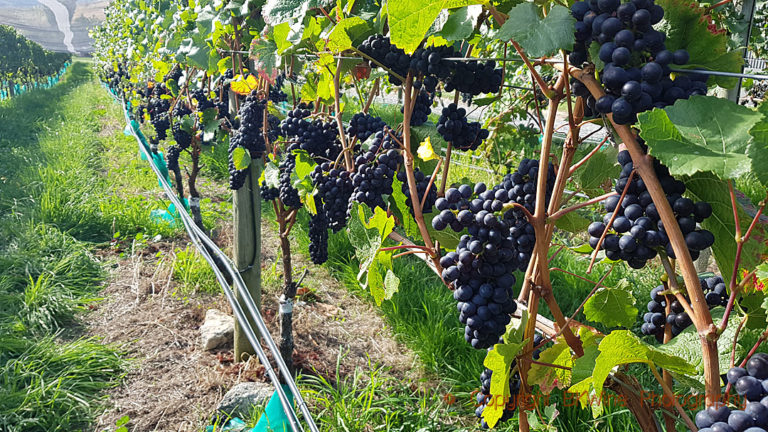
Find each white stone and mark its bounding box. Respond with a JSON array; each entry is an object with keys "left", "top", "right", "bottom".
[
  {"left": 216, "top": 382, "right": 273, "bottom": 418},
  {"left": 200, "top": 309, "right": 234, "bottom": 351}
]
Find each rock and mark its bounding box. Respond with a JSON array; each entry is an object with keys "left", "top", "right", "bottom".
[
  {"left": 216, "top": 382, "right": 273, "bottom": 418},
  {"left": 200, "top": 309, "right": 234, "bottom": 350}
]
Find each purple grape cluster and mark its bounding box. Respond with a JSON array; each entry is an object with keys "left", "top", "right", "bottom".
[
  {"left": 347, "top": 112, "right": 387, "bottom": 141},
  {"left": 589, "top": 149, "right": 714, "bottom": 268},
  {"left": 641, "top": 275, "right": 727, "bottom": 342},
  {"left": 569, "top": 0, "right": 708, "bottom": 124},
  {"left": 396, "top": 168, "right": 437, "bottom": 215},
  {"left": 436, "top": 103, "right": 489, "bottom": 151},
  {"left": 695, "top": 356, "right": 768, "bottom": 431},
  {"left": 312, "top": 163, "right": 355, "bottom": 232},
  {"left": 349, "top": 131, "right": 402, "bottom": 211},
  {"left": 228, "top": 93, "right": 268, "bottom": 190}
]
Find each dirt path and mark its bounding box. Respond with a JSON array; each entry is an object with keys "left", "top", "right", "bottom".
[{"left": 89, "top": 214, "right": 417, "bottom": 432}]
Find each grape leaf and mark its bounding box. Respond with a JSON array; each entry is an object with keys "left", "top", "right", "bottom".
[
  {"left": 583, "top": 279, "right": 638, "bottom": 328},
  {"left": 497, "top": 3, "right": 576, "bottom": 58},
  {"left": 389, "top": 177, "right": 421, "bottom": 240},
  {"left": 593, "top": 330, "right": 695, "bottom": 399},
  {"left": 326, "top": 17, "right": 370, "bottom": 52},
  {"left": 572, "top": 145, "right": 618, "bottom": 197},
  {"left": 482, "top": 340, "right": 528, "bottom": 428},
  {"left": 261, "top": 161, "right": 280, "bottom": 188},
  {"left": 684, "top": 172, "right": 767, "bottom": 286},
  {"left": 637, "top": 96, "right": 763, "bottom": 182},
  {"left": 250, "top": 37, "right": 280, "bottom": 83},
  {"left": 365, "top": 250, "right": 398, "bottom": 305},
  {"left": 655, "top": 0, "right": 743, "bottom": 89},
  {"left": 387, "top": 0, "right": 482, "bottom": 54},
  {"left": 262, "top": 0, "right": 325, "bottom": 24},
  {"left": 347, "top": 203, "right": 395, "bottom": 281},
  {"left": 528, "top": 340, "right": 573, "bottom": 393},
  {"left": 657, "top": 309, "right": 742, "bottom": 384},
  {"left": 435, "top": 5, "right": 483, "bottom": 41},
  {"left": 571, "top": 328, "right": 601, "bottom": 384},
  {"left": 747, "top": 102, "right": 768, "bottom": 187},
  {"left": 758, "top": 263, "right": 768, "bottom": 281},
  {"left": 554, "top": 211, "right": 591, "bottom": 233}
]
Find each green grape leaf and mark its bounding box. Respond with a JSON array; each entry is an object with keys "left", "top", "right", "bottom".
[
  {"left": 528, "top": 340, "right": 573, "bottom": 393},
  {"left": 262, "top": 0, "right": 324, "bottom": 25},
  {"left": 570, "top": 243, "right": 594, "bottom": 254},
  {"left": 347, "top": 203, "right": 395, "bottom": 281},
  {"left": 436, "top": 5, "right": 483, "bottom": 41},
  {"left": 232, "top": 147, "right": 251, "bottom": 170},
  {"left": 593, "top": 330, "right": 695, "bottom": 400},
  {"left": 327, "top": 16, "right": 370, "bottom": 52},
  {"left": 758, "top": 262, "right": 768, "bottom": 281},
  {"left": 498, "top": 3, "right": 576, "bottom": 58},
  {"left": 273, "top": 22, "right": 295, "bottom": 54},
  {"left": 583, "top": 279, "right": 638, "bottom": 328},
  {"left": 261, "top": 161, "right": 280, "bottom": 188},
  {"left": 748, "top": 102, "right": 768, "bottom": 187},
  {"left": 572, "top": 145, "right": 618, "bottom": 197},
  {"left": 554, "top": 211, "right": 591, "bottom": 233},
  {"left": 293, "top": 176, "right": 317, "bottom": 214},
  {"left": 637, "top": 96, "right": 763, "bottom": 182},
  {"left": 655, "top": 0, "right": 743, "bottom": 88},
  {"left": 658, "top": 309, "right": 743, "bottom": 384},
  {"left": 482, "top": 340, "right": 528, "bottom": 428},
  {"left": 389, "top": 177, "right": 421, "bottom": 240},
  {"left": 201, "top": 107, "right": 220, "bottom": 133},
  {"left": 684, "top": 172, "right": 767, "bottom": 286},
  {"left": 365, "top": 251, "right": 399, "bottom": 305},
  {"left": 571, "top": 328, "right": 602, "bottom": 384},
  {"left": 388, "top": 0, "right": 482, "bottom": 54},
  {"left": 250, "top": 36, "right": 281, "bottom": 81}
]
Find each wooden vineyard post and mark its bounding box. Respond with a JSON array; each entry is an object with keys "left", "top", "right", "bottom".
[{"left": 229, "top": 89, "right": 263, "bottom": 361}]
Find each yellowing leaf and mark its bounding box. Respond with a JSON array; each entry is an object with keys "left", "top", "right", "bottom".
[
  {"left": 417, "top": 136, "right": 439, "bottom": 161},
  {"left": 231, "top": 74, "right": 259, "bottom": 95}
]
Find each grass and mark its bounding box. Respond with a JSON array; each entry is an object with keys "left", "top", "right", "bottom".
[
  {"left": 0, "top": 60, "right": 190, "bottom": 430},
  {"left": 171, "top": 244, "right": 220, "bottom": 296}
]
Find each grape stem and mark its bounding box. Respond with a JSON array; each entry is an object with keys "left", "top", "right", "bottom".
[
  {"left": 586, "top": 170, "right": 636, "bottom": 273},
  {"left": 658, "top": 255, "right": 697, "bottom": 326},
  {"left": 500, "top": 201, "right": 535, "bottom": 222},
  {"left": 561, "top": 63, "right": 720, "bottom": 406},
  {"left": 530, "top": 360, "right": 571, "bottom": 371},
  {"left": 568, "top": 136, "right": 609, "bottom": 176},
  {"left": 730, "top": 315, "right": 749, "bottom": 369},
  {"left": 379, "top": 244, "right": 431, "bottom": 252},
  {"left": 420, "top": 158, "right": 442, "bottom": 212},
  {"left": 331, "top": 58, "right": 354, "bottom": 171},
  {"left": 648, "top": 365, "right": 697, "bottom": 432},
  {"left": 549, "top": 191, "right": 617, "bottom": 221},
  {"left": 401, "top": 73, "right": 443, "bottom": 274},
  {"left": 718, "top": 189, "right": 768, "bottom": 333}
]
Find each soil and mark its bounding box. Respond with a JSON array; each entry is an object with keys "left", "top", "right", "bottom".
[{"left": 89, "top": 216, "right": 417, "bottom": 432}]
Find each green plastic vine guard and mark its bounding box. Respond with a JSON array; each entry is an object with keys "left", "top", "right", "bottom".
[{"left": 205, "top": 384, "right": 294, "bottom": 432}]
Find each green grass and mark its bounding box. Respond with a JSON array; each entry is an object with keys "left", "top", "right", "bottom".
[
  {"left": 0, "top": 60, "right": 172, "bottom": 430},
  {"left": 171, "top": 244, "right": 220, "bottom": 296}
]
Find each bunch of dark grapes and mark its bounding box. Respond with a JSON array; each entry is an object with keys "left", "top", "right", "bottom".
[
  {"left": 269, "top": 74, "right": 288, "bottom": 103},
  {"left": 228, "top": 141, "right": 248, "bottom": 190},
  {"left": 347, "top": 113, "right": 387, "bottom": 141},
  {"left": 148, "top": 95, "right": 171, "bottom": 140},
  {"left": 408, "top": 46, "right": 456, "bottom": 84},
  {"left": 308, "top": 210, "right": 329, "bottom": 265},
  {"left": 588, "top": 149, "right": 714, "bottom": 268},
  {"left": 260, "top": 184, "right": 279, "bottom": 201},
  {"left": 191, "top": 89, "right": 215, "bottom": 112},
  {"left": 228, "top": 93, "right": 268, "bottom": 190},
  {"left": 443, "top": 60, "right": 504, "bottom": 96},
  {"left": 280, "top": 107, "right": 340, "bottom": 160},
  {"left": 569, "top": 0, "right": 707, "bottom": 124},
  {"left": 396, "top": 168, "right": 437, "bottom": 214},
  {"left": 436, "top": 103, "right": 489, "bottom": 151},
  {"left": 278, "top": 153, "right": 301, "bottom": 208},
  {"left": 167, "top": 145, "right": 181, "bottom": 172},
  {"left": 311, "top": 163, "right": 354, "bottom": 232},
  {"left": 357, "top": 35, "right": 410, "bottom": 86},
  {"left": 641, "top": 275, "right": 727, "bottom": 342},
  {"left": 694, "top": 356, "right": 768, "bottom": 431},
  {"left": 171, "top": 103, "right": 193, "bottom": 150},
  {"left": 475, "top": 335, "right": 544, "bottom": 428},
  {"left": 164, "top": 64, "right": 183, "bottom": 83},
  {"left": 349, "top": 131, "right": 402, "bottom": 211},
  {"left": 405, "top": 89, "right": 433, "bottom": 126},
  {"left": 216, "top": 69, "right": 234, "bottom": 120}
]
